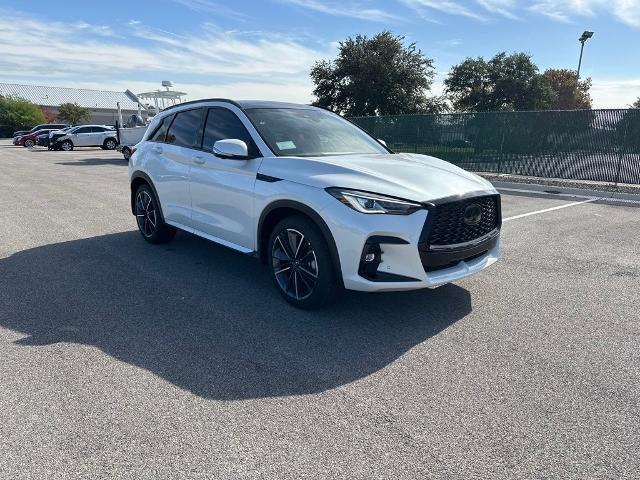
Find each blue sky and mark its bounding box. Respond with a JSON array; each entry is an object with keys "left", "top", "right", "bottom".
[{"left": 1, "top": 0, "right": 639, "bottom": 107}]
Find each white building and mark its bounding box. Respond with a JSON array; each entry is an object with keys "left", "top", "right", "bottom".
[{"left": 0, "top": 83, "right": 140, "bottom": 125}]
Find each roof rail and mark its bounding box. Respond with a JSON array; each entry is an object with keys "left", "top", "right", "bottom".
[{"left": 161, "top": 98, "right": 242, "bottom": 112}]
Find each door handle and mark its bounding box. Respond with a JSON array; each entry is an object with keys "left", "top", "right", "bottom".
[
  {"left": 152, "top": 145, "right": 163, "bottom": 154},
  {"left": 193, "top": 156, "right": 205, "bottom": 165}
]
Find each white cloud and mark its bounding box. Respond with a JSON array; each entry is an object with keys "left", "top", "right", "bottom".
[
  {"left": 0, "top": 11, "right": 332, "bottom": 103},
  {"left": 528, "top": 0, "right": 640, "bottom": 27},
  {"left": 281, "top": 0, "right": 401, "bottom": 21},
  {"left": 590, "top": 78, "right": 640, "bottom": 108},
  {"left": 0, "top": 13, "right": 329, "bottom": 78},
  {"left": 170, "top": 0, "right": 250, "bottom": 21},
  {"left": 401, "top": 0, "right": 487, "bottom": 20},
  {"left": 475, "top": 0, "right": 519, "bottom": 19},
  {"left": 611, "top": 0, "right": 640, "bottom": 27}
]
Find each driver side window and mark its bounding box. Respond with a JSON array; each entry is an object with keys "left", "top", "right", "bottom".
[{"left": 202, "top": 108, "right": 259, "bottom": 158}]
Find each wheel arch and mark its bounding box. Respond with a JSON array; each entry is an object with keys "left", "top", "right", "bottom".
[
  {"left": 130, "top": 171, "right": 165, "bottom": 221},
  {"left": 257, "top": 200, "right": 343, "bottom": 287}
]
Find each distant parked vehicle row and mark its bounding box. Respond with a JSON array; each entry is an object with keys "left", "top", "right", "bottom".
[
  {"left": 13, "top": 128, "right": 58, "bottom": 148},
  {"left": 11, "top": 123, "right": 119, "bottom": 152},
  {"left": 49, "top": 125, "right": 118, "bottom": 151},
  {"left": 12, "top": 123, "right": 68, "bottom": 138}
]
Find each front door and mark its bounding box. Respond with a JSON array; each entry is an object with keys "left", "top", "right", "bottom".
[
  {"left": 73, "top": 126, "right": 92, "bottom": 146},
  {"left": 189, "top": 107, "right": 263, "bottom": 251}
]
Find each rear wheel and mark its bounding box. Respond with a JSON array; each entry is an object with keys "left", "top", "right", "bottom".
[
  {"left": 60, "top": 140, "right": 73, "bottom": 151},
  {"left": 268, "top": 215, "right": 338, "bottom": 309},
  {"left": 134, "top": 184, "right": 176, "bottom": 244}
]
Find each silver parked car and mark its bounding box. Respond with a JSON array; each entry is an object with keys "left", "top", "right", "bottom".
[{"left": 52, "top": 125, "right": 118, "bottom": 151}]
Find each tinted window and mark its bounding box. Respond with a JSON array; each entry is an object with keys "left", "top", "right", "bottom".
[
  {"left": 91, "top": 127, "right": 106, "bottom": 133},
  {"left": 203, "top": 108, "right": 258, "bottom": 157},
  {"left": 244, "top": 108, "right": 387, "bottom": 157},
  {"left": 149, "top": 114, "right": 174, "bottom": 143},
  {"left": 74, "top": 127, "right": 91, "bottom": 134},
  {"left": 165, "top": 109, "right": 205, "bottom": 149}
]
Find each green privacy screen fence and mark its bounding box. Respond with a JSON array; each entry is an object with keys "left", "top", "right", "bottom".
[{"left": 350, "top": 109, "right": 640, "bottom": 185}]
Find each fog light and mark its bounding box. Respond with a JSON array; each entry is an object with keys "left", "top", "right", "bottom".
[{"left": 359, "top": 242, "right": 383, "bottom": 279}]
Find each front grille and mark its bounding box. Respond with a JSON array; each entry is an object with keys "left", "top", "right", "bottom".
[{"left": 425, "top": 195, "right": 500, "bottom": 246}]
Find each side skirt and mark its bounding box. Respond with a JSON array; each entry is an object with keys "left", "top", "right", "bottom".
[{"left": 166, "top": 221, "right": 255, "bottom": 255}]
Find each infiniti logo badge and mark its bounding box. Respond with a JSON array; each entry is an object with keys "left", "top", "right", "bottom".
[{"left": 463, "top": 204, "right": 483, "bottom": 225}]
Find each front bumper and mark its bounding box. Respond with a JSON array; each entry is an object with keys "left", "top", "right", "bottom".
[{"left": 320, "top": 192, "right": 500, "bottom": 292}]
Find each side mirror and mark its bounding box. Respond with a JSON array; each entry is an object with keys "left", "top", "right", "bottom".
[
  {"left": 378, "top": 139, "right": 387, "bottom": 147},
  {"left": 213, "top": 139, "right": 249, "bottom": 159}
]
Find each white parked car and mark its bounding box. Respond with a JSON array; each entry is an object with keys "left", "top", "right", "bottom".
[
  {"left": 129, "top": 100, "right": 501, "bottom": 308},
  {"left": 52, "top": 125, "right": 118, "bottom": 151}
]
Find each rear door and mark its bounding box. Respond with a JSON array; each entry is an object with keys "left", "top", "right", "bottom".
[
  {"left": 148, "top": 109, "right": 205, "bottom": 228},
  {"left": 189, "top": 107, "right": 262, "bottom": 251},
  {"left": 88, "top": 126, "right": 105, "bottom": 146}
]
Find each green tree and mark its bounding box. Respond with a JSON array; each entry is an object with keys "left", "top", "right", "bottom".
[
  {"left": 543, "top": 68, "right": 592, "bottom": 110},
  {"left": 631, "top": 97, "right": 640, "bottom": 108},
  {"left": 0, "top": 95, "right": 47, "bottom": 136},
  {"left": 57, "top": 102, "right": 91, "bottom": 125},
  {"left": 444, "top": 52, "right": 554, "bottom": 112},
  {"left": 310, "top": 31, "right": 440, "bottom": 116}
]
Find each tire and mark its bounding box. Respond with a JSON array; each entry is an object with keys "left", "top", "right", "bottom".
[
  {"left": 60, "top": 140, "right": 73, "bottom": 151},
  {"left": 122, "top": 147, "right": 131, "bottom": 161},
  {"left": 134, "top": 184, "right": 176, "bottom": 244},
  {"left": 24, "top": 139, "right": 34, "bottom": 148},
  {"left": 268, "top": 215, "right": 339, "bottom": 309},
  {"left": 104, "top": 138, "right": 117, "bottom": 150}
]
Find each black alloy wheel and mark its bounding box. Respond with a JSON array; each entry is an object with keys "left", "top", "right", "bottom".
[
  {"left": 268, "top": 215, "right": 338, "bottom": 309},
  {"left": 135, "top": 189, "right": 158, "bottom": 238},
  {"left": 134, "top": 184, "right": 176, "bottom": 244},
  {"left": 272, "top": 228, "right": 319, "bottom": 301}
]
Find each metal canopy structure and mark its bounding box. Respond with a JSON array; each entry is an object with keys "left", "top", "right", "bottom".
[{"left": 136, "top": 82, "right": 187, "bottom": 112}]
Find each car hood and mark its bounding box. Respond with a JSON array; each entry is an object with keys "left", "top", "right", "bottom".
[{"left": 258, "top": 153, "right": 495, "bottom": 203}]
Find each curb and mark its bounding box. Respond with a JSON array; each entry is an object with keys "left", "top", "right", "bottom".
[{"left": 490, "top": 181, "right": 640, "bottom": 206}]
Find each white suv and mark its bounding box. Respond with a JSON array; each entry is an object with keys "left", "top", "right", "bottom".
[
  {"left": 54, "top": 125, "right": 118, "bottom": 151},
  {"left": 129, "top": 100, "right": 501, "bottom": 308}
]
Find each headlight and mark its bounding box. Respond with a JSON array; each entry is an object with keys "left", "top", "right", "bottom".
[{"left": 326, "top": 188, "right": 423, "bottom": 215}]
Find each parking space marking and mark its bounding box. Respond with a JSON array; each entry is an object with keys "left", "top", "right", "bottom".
[{"left": 503, "top": 198, "right": 598, "bottom": 222}]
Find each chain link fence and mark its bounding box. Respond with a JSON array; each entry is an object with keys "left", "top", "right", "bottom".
[{"left": 350, "top": 109, "right": 640, "bottom": 185}]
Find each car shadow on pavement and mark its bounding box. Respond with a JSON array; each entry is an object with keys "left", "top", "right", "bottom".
[
  {"left": 0, "top": 231, "right": 471, "bottom": 400},
  {"left": 56, "top": 158, "right": 128, "bottom": 166}
]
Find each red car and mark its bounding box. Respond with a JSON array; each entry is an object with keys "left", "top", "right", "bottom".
[{"left": 13, "top": 129, "right": 55, "bottom": 148}]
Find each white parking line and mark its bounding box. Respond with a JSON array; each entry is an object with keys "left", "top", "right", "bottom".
[{"left": 503, "top": 198, "right": 599, "bottom": 222}]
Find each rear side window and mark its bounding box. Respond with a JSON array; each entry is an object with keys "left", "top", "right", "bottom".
[
  {"left": 203, "top": 108, "right": 259, "bottom": 157},
  {"left": 148, "top": 114, "right": 174, "bottom": 143},
  {"left": 165, "top": 109, "right": 205, "bottom": 149}
]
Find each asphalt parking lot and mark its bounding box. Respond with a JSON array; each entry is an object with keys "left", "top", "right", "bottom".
[{"left": 1, "top": 140, "right": 639, "bottom": 479}]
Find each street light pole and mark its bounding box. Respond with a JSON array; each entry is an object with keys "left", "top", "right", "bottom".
[{"left": 576, "top": 31, "right": 594, "bottom": 82}]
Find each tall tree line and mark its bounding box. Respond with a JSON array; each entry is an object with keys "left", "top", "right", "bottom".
[{"left": 311, "top": 31, "right": 598, "bottom": 116}]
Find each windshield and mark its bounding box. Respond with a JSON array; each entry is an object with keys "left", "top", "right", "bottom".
[{"left": 244, "top": 108, "right": 388, "bottom": 157}]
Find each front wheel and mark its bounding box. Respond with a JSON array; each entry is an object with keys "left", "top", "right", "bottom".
[
  {"left": 134, "top": 184, "right": 176, "bottom": 244},
  {"left": 104, "top": 138, "right": 117, "bottom": 150},
  {"left": 60, "top": 140, "right": 73, "bottom": 151},
  {"left": 268, "top": 215, "right": 339, "bottom": 309},
  {"left": 122, "top": 147, "right": 131, "bottom": 161},
  {"left": 24, "top": 139, "right": 34, "bottom": 148}
]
